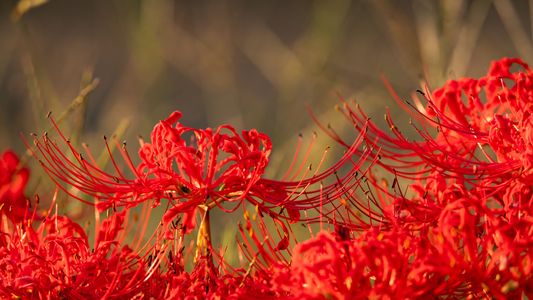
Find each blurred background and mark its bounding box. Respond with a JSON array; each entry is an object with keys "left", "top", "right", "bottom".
[
  {"left": 2, "top": 0, "right": 533, "bottom": 158},
  {"left": 1, "top": 0, "right": 533, "bottom": 261}
]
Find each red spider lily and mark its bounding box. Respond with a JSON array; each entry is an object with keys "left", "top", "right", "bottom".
[
  {"left": 0, "top": 150, "right": 30, "bottom": 223},
  {"left": 258, "top": 229, "right": 434, "bottom": 300},
  {"left": 0, "top": 190, "right": 158, "bottom": 299},
  {"left": 319, "top": 58, "right": 533, "bottom": 187},
  {"left": 294, "top": 57, "right": 533, "bottom": 298},
  {"left": 26, "top": 109, "right": 374, "bottom": 298},
  {"left": 425, "top": 195, "right": 533, "bottom": 299},
  {"left": 306, "top": 57, "right": 533, "bottom": 230},
  {"left": 253, "top": 201, "right": 532, "bottom": 299},
  {"left": 30, "top": 110, "right": 370, "bottom": 233}
]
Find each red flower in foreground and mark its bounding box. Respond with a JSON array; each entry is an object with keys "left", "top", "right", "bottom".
[
  {"left": 0, "top": 195, "right": 155, "bottom": 299},
  {"left": 0, "top": 150, "right": 29, "bottom": 223},
  {"left": 327, "top": 58, "right": 533, "bottom": 186},
  {"left": 308, "top": 58, "right": 533, "bottom": 226},
  {"left": 136, "top": 110, "right": 274, "bottom": 230},
  {"left": 27, "top": 108, "right": 370, "bottom": 297},
  {"left": 0, "top": 216, "right": 86, "bottom": 298},
  {"left": 31, "top": 110, "right": 367, "bottom": 233},
  {"left": 263, "top": 229, "right": 428, "bottom": 299},
  {"left": 292, "top": 57, "right": 533, "bottom": 299}
]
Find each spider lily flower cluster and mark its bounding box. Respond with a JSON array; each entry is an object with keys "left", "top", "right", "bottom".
[{"left": 1, "top": 57, "right": 532, "bottom": 299}]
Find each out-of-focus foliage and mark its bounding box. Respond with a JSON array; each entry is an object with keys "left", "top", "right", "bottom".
[
  {"left": 11, "top": 0, "right": 48, "bottom": 20},
  {"left": 2, "top": 0, "right": 532, "bottom": 155}
]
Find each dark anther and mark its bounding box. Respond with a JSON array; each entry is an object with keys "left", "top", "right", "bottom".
[
  {"left": 180, "top": 185, "right": 191, "bottom": 194},
  {"left": 335, "top": 225, "right": 350, "bottom": 241}
]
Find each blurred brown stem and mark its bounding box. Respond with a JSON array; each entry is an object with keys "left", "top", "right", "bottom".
[{"left": 194, "top": 205, "right": 212, "bottom": 264}]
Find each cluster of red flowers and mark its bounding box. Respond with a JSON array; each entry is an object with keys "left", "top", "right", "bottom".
[{"left": 1, "top": 57, "right": 531, "bottom": 299}]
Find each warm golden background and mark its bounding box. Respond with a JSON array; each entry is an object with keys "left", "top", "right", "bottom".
[
  {"left": 3, "top": 0, "right": 532, "bottom": 155},
  {"left": 1, "top": 0, "right": 533, "bottom": 260}
]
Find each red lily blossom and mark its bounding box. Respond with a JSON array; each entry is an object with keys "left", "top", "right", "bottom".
[
  {"left": 31, "top": 110, "right": 369, "bottom": 233},
  {"left": 0, "top": 150, "right": 30, "bottom": 223},
  {"left": 27, "top": 108, "right": 374, "bottom": 298},
  {"left": 426, "top": 195, "right": 533, "bottom": 299},
  {"left": 262, "top": 228, "right": 437, "bottom": 300},
  {"left": 322, "top": 58, "right": 533, "bottom": 187},
  {"left": 297, "top": 57, "right": 533, "bottom": 298},
  {"left": 0, "top": 190, "right": 157, "bottom": 299},
  {"left": 306, "top": 58, "right": 533, "bottom": 228},
  {"left": 255, "top": 195, "right": 532, "bottom": 299}
]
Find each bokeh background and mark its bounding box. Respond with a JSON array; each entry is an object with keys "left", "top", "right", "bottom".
[
  {"left": 3, "top": 0, "right": 533, "bottom": 157},
  {"left": 1, "top": 0, "right": 533, "bottom": 262}
]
